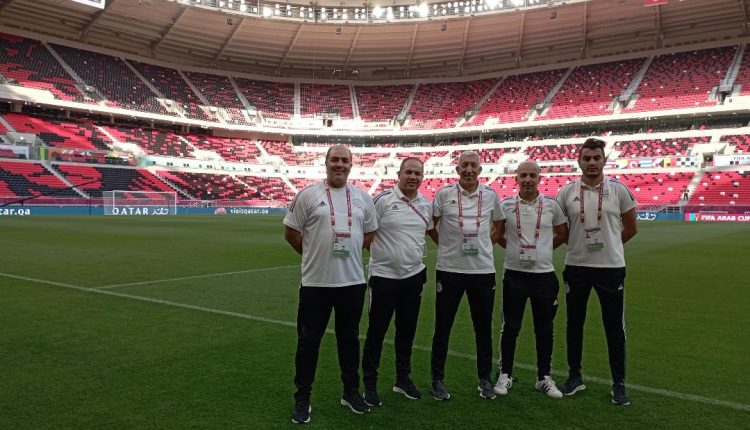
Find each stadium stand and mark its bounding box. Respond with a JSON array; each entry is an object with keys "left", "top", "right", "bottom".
[
  {"left": 52, "top": 164, "right": 174, "bottom": 198},
  {"left": 541, "top": 59, "right": 644, "bottom": 119},
  {"left": 720, "top": 134, "right": 750, "bottom": 154},
  {"left": 0, "top": 160, "right": 80, "bottom": 197},
  {"left": 624, "top": 47, "right": 736, "bottom": 113},
  {"left": 3, "top": 113, "right": 111, "bottom": 151},
  {"left": 156, "top": 171, "right": 258, "bottom": 200},
  {"left": 525, "top": 143, "right": 582, "bottom": 161},
  {"left": 50, "top": 44, "right": 169, "bottom": 114},
  {"left": 0, "top": 33, "right": 80, "bottom": 101},
  {"left": 404, "top": 79, "right": 497, "bottom": 129},
  {"left": 355, "top": 85, "right": 412, "bottom": 122},
  {"left": 184, "top": 72, "right": 248, "bottom": 124},
  {"left": 184, "top": 135, "right": 261, "bottom": 163},
  {"left": 464, "top": 69, "right": 566, "bottom": 127},
  {"left": 300, "top": 84, "right": 353, "bottom": 119},
  {"left": 690, "top": 170, "right": 750, "bottom": 205},
  {"left": 614, "top": 172, "right": 694, "bottom": 205},
  {"left": 613, "top": 136, "right": 709, "bottom": 158},
  {"left": 234, "top": 78, "right": 295, "bottom": 119},
  {"left": 129, "top": 61, "right": 212, "bottom": 121},
  {"left": 101, "top": 125, "right": 195, "bottom": 158},
  {"left": 732, "top": 45, "right": 750, "bottom": 97}
]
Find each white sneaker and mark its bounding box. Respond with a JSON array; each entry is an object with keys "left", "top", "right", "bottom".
[
  {"left": 493, "top": 373, "right": 512, "bottom": 395},
  {"left": 535, "top": 376, "right": 563, "bottom": 399}
]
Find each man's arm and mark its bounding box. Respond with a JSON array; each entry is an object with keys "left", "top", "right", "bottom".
[
  {"left": 363, "top": 231, "right": 376, "bottom": 250},
  {"left": 493, "top": 219, "right": 507, "bottom": 248},
  {"left": 284, "top": 225, "right": 303, "bottom": 255},
  {"left": 427, "top": 216, "right": 440, "bottom": 245},
  {"left": 621, "top": 208, "right": 637, "bottom": 244},
  {"left": 552, "top": 222, "right": 568, "bottom": 249}
]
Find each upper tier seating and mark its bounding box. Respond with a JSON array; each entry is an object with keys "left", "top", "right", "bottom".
[
  {"left": 720, "top": 134, "right": 750, "bottom": 154},
  {"left": 184, "top": 72, "right": 248, "bottom": 124},
  {"left": 235, "top": 78, "right": 295, "bottom": 119},
  {"left": 0, "top": 161, "right": 80, "bottom": 197},
  {"left": 624, "top": 47, "right": 736, "bottom": 113},
  {"left": 3, "top": 113, "right": 110, "bottom": 151},
  {"left": 404, "top": 79, "right": 497, "bottom": 129},
  {"left": 129, "top": 61, "right": 212, "bottom": 121},
  {"left": 0, "top": 33, "right": 79, "bottom": 101},
  {"left": 690, "top": 171, "right": 750, "bottom": 205},
  {"left": 52, "top": 164, "right": 174, "bottom": 198},
  {"left": 613, "top": 136, "right": 709, "bottom": 158},
  {"left": 540, "top": 59, "right": 644, "bottom": 119},
  {"left": 185, "top": 135, "right": 261, "bottom": 163},
  {"left": 50, "top": 44, "right": 168, "bottom": 114},
  {"left": 355, "top": 85, "right": 412, "bottom": 122},
  {"left": 613, "top": 172, "right": 693, "bottom": 205},
  {"left": 733, "top": 44, "right": 750, "bottom": 96},
  {"left": 102, "top": 126, "right": 194, "bottom": 158},
  {"left": 464, "top": 69, "right": 566, "bottom": 127},
  {"left": 300, "top": 84, "right": 353, "bottom": 119}
]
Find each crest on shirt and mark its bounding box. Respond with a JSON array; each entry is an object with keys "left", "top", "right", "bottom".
[{"left": 352, "top": 198, "right": 366, "bottom": 209}]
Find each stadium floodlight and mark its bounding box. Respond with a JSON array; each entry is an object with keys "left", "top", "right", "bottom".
[
  {"left": 386, "top": 6, "right": 394, "bottom": 21},
  {"left": 239, "top": 4, "right": 246, "bottom": 12},
  {"left": 320, "top": 7, "right": 327, "bottom": 21},
  {"left": 419, "top": 2, "right": 429, "bottom": 17},
  {"left": 262, "top": 6, "right": 272, "bottom": 17},
  {"left": 485, "top": 0, "right": 500, "bottom": 9},
  {"left": 510, "top": 0, "right": 525, "bottom": 7},
  {"left": 372, "top": 5, "right": 383, "bottom": 18}
]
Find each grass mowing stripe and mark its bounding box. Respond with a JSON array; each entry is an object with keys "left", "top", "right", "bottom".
[
  {"left": 93, "top": 264, "right": 299, "bottom": 290},
  {"left": 3, "top": 270, "right": 749, "bottom": 414}
]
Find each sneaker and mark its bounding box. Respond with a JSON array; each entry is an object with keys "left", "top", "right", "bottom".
[
  {"left": 393, "top": 377, "right": 422, "bottom": 400},
  {"left": 478, "top": 379, "right": 496, "bottom": 399},
  {"left": 431, "top": 379, "right": 451, "bottom": 401},
  {"left": 535, "top": 376, "right": 563, "bottom": 399},
  {"left": 611, "top": 383, "right": 631, "bottom": 406},
  {"left": 493, "top": 373, "right": 513, "bottom": 395},
  {"left": 559, "top": 374, "right": 586, "bottom": 396},
  {"left": 291, "top": 398, "right": 311, "bottom": 424},
  {"left": 341, "top": 391, "right": 371, "bottom": 414},
  {"left": 363, "top": 386, "right": 382, "bottom": 407}
]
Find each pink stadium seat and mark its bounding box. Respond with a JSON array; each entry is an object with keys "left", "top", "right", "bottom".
[
  {"left": 404, "top": 79, "right": 497, "bottom": 130},
  {"left": 235, "top": 78, "right": 295, "bottom": 120},
  {"left": 355, "top": 85, "right": 412, "bottom": 122}
]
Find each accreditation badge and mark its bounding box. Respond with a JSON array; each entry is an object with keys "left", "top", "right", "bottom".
[
  {"left": 333, "top": 230, "right": 352, "bottom": 258},
  {"left": 519, "top": 244, "right": 537, "bottom": 268},
  {"left": 584, "top": 227, "right": 605, "bottom": 251},
  {"left": 462, "top": 231, "right": 480, "bottom": 256}
]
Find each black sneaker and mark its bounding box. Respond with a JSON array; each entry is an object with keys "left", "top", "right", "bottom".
[
  {"left": 363, "top": 386, "right": 382, "bottom": 407},
  {"left": 393, "top": 377, "right": 422, "bottom": 400},
  {"left": 291, "top": 398, "right": 311, "bottom": 424},
  {"left": 559, "top": 374, "right": 586, "bottom": 396},
  {"left": 478, "top": 379, "right": 496, "bottom": 400},
  {"left": 611, "top": 383, "right": 631, "bottom": 406},
  {"left": 341, "top": 391, "right": 371, "bottom": 414},
  {"left": 431, "top": 379, "right": 451, "bottom": 401}
]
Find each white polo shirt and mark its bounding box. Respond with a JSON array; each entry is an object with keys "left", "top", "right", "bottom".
[
  {"left": 369, "top": 186, "right": 434, "bottom": 279},
  {"left": 500, "top": 194, "right": 567, "bottom": 273},
  {"left": 556, "top": 176, "right": 637, "bottom": 268},
  {"left": 433, "top": 183, "right": 504, "bottom": 274},
  {"left": 284, "top": 181, "right": 378, "bottom": 287}
]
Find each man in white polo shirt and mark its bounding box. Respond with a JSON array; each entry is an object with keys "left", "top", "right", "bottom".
[
  {"left": 555, "top": 138, "right": 638, "bottom": 406},
  {"left": 361, "top": 157, "right": 433, "bottom": 407},
  {"left": 284, "top": 145, "right": 378, "bottom": 424},
  {"left": 493, "top": 161, "right": 568, "bottom": 399},
  {"left": 430, "top": 150, "right": 504, "bottom": 401}
]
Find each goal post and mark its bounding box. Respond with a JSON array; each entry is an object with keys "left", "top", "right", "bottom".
[{"left": 103, "top": 190, "right": 178, "bottom": 216}]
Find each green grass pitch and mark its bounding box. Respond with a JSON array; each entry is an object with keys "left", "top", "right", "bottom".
[{"left": 1, "top": 216, "right": 749, "bottom": 429}]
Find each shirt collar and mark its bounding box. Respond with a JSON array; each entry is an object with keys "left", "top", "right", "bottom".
[
  {"left": 393, "top": 186, "right": 421, "bottom": 202},
  {"left": 517, "top": 193, "right": 542, "bottom": 205},
  {"left": 579, "top": 176, "right": 607, "bottom": 190},
  {"left": 456, "top": 182, "right": 481, "bottom": 197}
]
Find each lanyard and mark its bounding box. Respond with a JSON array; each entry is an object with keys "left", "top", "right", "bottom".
[
  {"left": 515, "top": 195, "right": 544, "bottom": 243},
  {"left": 325, "top": 183, "right": 352, "bottom": 231},
  {"left": 403, "top": 196, "right": 430, "bottom": 227},
  {"left": 579, "top": 182, "right": 603, "bottom": 225},
  {"left": 457, "top": 186, "right": 482, "bottom": 231}
]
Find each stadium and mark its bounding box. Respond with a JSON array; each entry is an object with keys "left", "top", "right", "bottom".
[{"left": 0, "top": 0, "right": 749, "bottom": 428}]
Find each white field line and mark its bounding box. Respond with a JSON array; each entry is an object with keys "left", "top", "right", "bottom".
[
  {"left": 94, "top": 265, "right": 299, "bottom": 290},
  {"left": 2, "top": 271, "right": 749, "bottom": 413}
]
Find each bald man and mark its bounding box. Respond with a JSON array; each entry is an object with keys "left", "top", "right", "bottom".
[
  {"left": 284, "top": 145, "right": 378, "bottom": 423},
  {"left": 493, "top": 161, "right": 568, "bottom": 398}
]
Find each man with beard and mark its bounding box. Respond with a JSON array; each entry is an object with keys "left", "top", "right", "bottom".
[
  {"left": 284, "top": 145, "right": 378, "bottom": 423},
  {"left": 429, "top": 150, "right": 504, "bottom": 401},
  {"left": 362, "top": 157, "right": 433, "bottom": 406},
  {"left": 555, "top": 138, "right": 638, "bottom": 406}
]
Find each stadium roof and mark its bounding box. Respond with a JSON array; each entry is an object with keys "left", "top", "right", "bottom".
[{"left": 0, "top": 0, "right": 748, "bottom": 80}]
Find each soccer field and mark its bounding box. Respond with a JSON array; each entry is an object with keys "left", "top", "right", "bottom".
[{"left": 1, "top": 216, "right": 749, "bottom": 429}]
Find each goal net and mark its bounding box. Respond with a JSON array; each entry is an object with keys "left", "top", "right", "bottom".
[{"left": 103, "top": 190, "right": 178, "bottom": 216}]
